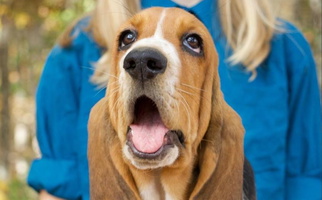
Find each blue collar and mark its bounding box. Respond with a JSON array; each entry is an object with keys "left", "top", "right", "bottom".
[{"left": 140, "top": 0, "right": 222, "bottom": 39}]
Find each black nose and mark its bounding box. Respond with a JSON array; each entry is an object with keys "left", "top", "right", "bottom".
[{"left": 123, "top": 48, "right": 167, "bottom": 81}]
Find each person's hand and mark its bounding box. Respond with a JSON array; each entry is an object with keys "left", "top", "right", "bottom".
[{"left": 39, "top": 190, "right": 65, "bottom": 200}]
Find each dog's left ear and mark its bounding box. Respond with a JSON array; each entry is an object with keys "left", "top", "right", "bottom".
[
  {"left": 191, "top": 100, "right": 245, "bottom": 199},
  {"left": 190, "top": 81, "right": 245, "bottom": 199}
]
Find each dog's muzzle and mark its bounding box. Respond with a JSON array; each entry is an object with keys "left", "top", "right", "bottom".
[
  {"left": 124, "top": 96, "right": 185, "bottom": 167},
  {"left": 123, "top": 47, "right": 167, "bottom": 81},
  {"left": 122, "top": 48, "right": 183, "bottom": 168}
]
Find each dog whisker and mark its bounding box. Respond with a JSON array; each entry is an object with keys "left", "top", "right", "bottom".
[
  {"left": 93, "top": 86, "right": 107, "bottom": 97},
  {"left": 107, "top": 79, "right": 120, "bottom": 86},
  {"left": 108, "top": 88, "right": 120, "bottom": 98},
  {"left": 110, "top": 96, "right": 122, "bottom": 114},
  {"left": 107, "top": 86, "right": 121, "bottom": 100},
  {"left": 101, "top": 72, "right": 119, "bottom": 80},
  {"left": 177, "top": 92, "right": 192, "bottom": 130},
  {"left": 179, "top": 99, "right": 191, "bottom": 132},
  {"left": 82, "top": 66, "right": 120, "bottom": 80},
  {"left": 176, "top": 88, "right": 196, "bottom": 97},
  {"left": 179, "top": 83, "right": 212, "bottom": 102},
  {"left": 107, "top": 79, "right": 121, "bottom": 88},
  {"left": 176, "top": 87, "right": 212, "bottom": 107},
  {"left": 106, "top": 85, "right": 121, "bottom": 111},
  {"left": 176, "top": 88, "right": 206, "bottom": 106},
  {"left": 180, "top": 83, "right": 206, "bottom": 92},
  {"left": 82, "top": 66, "right": 101, "bottom": 73},
  {"left": 177, "top": 89, "right": 202, "bottom": 111}
]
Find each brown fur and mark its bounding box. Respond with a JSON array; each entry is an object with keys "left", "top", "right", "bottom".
[{"left": 88, "top": 8, "right": 245, "bottom": 200}]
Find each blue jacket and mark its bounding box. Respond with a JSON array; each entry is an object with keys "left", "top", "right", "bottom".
[{"left": 28, "top": 0, "right": 322, "bottom": 199}]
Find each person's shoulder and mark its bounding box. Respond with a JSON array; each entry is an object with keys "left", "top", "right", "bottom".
[
  {"left": 68, "top": 16, "right": 97, "bottom": 48},
  {"left": 270, "top": 19, "right": 315, "bottom": 74},
  {"left": 48, "top": 17, "right": 100, "bottom": 59},
  {"left": 274, "top": 19, "right": 313, "bottom": 59}
]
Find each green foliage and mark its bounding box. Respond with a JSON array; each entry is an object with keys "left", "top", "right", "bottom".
[
  {"left": 0, "top": 0, "right": 95, "bottom": 95},
  {"left": 7, "top": 178, "right": 37, "bottom": 200},
  {"left": 0, "top": 1, "right": 95, "bottom": 197}
]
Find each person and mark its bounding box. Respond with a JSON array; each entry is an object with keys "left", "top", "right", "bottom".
[{"left": 27, "top": 0, "right": 322, "bottom": 199}]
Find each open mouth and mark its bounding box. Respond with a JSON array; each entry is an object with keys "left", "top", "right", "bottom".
[{"left": 127, "top": 96, "right": 184, "bottom": 159}]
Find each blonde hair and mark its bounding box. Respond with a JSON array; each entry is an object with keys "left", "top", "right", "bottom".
[
  {"left": 58, "top": 0, "right": 140, "bottom": 87},
  {"left": 90, "top": 0, "right": 140, "bottom": 86},
  {"left": 59, "top": 0, "right": 277, "bottom": 85},
  {"left": 219, "top": 0, "right": 277, "bottom": 78}
]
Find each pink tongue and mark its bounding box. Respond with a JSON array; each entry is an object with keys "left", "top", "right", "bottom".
[{"left": 130, "top": 101, "right": 169, "bottom": 153}]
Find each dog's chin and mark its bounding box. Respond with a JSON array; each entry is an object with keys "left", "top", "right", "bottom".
[
  {"left": 123, "top": 130, "right": 184, "bottom": 170},
  {"left": 122, "top": 95, "right": 185, "bottom": 170}
]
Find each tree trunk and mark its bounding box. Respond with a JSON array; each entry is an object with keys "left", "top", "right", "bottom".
[{"left": 0, "top": 15, "right": 12, "bottom": 181}]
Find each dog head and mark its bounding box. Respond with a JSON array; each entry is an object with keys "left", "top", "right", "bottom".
[
  {"left": 89, "top": 7, "right": 245, "bottom": 199},
  {"left": 105, "top": 7, "right": 223, "bottom": 170}
]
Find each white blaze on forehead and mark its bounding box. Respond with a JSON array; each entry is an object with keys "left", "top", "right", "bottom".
[
  {"left": 154, "top": 9, "right": 167, "bottom": 38},
  {"left": 119, "top": 9, "right": 181, "bottom": 96}
]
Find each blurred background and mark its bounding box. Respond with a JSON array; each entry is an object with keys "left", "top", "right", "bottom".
[{"left": 0, "top": 0, "right": 321, "bottom": 199}]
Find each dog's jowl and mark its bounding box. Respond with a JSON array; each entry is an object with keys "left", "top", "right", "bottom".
[{"left": 88, "top": 7, "right": 255, "bottom": 200}]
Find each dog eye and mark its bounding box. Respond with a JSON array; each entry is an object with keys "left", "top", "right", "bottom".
[
  {"left": 186, "top": 36, "right": 200, "bottom": 49},
  {"left": 182, "top": 34, "right": 203, "bottom": 55},
  {"left": 119, "top": 30, "right": 137, "bottom": 50}
]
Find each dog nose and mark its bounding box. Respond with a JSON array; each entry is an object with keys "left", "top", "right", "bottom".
[{"left": 123, "top": 48, "right": 167, "bottom": 81}]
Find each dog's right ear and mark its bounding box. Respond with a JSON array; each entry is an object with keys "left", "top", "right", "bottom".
[{"left": 88, "top": 98, "right": 140, "bottom": 200}]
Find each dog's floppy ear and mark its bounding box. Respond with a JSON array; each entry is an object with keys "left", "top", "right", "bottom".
[
  {"left": 190, "top": 84, "right": 245, "bottom": 199},
  {"left": 88, "top": 98, "right": 140, "bottom": 200}
]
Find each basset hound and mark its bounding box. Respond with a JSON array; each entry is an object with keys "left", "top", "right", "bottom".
[{"left": 88, "top": 7, "right": 255, "bottom": 200}]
